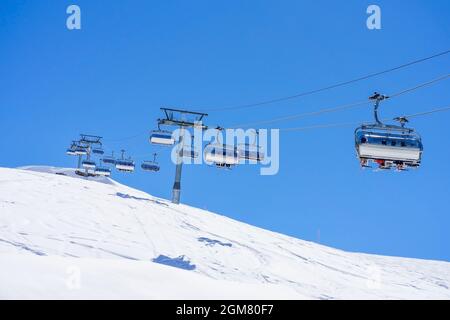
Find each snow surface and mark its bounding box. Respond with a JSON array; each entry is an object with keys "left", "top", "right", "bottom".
[{"left": 0, "top": 166, "right": 449, "bottom": 299}]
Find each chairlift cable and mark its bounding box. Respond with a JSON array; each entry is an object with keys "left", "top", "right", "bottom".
[
  {"left": 280, "top": 104, "right": 450, "bottom": 132},
  {"left": 94, "top": 56, "right": 450, "bottom": 143},
  {"left": 199, "top": 49, "right": 450, "bottom": 112},
  {"left": 74, "top": 68, "right": 450, "bottom": 146},
  {"left": 225, "top": 73, "right": 450, "bottom": 129},
  {"left": 388, "top": 73, "right": 450, "bottom": 98},
  {"left": 102, "top": 131, "right": 148, "bottom": 143},
  {"left": 398, "top": 105, "right": 450, "bottom": 119},
  {"left": 229, "top": 100, "right": 369, "bottom": 129}
]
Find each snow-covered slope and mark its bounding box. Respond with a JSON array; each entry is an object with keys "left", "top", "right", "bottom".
[{"left": 0, "top": 166, "right": 449, "bottom": 299}]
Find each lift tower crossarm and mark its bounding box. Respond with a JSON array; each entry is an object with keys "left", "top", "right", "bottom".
[
  {"left": 161, "top": 107, "right": 208, "bottom": 119},
  {"left": 80, "top": 134, "right": 103, "bottom": 145},
  {"left": 159, "top": 119, "right": 208, "bottom": 130}
]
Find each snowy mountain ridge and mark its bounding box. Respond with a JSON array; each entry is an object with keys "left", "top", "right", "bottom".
[{"left": 0, "top": 166, "right": 449, "bottom": 299}]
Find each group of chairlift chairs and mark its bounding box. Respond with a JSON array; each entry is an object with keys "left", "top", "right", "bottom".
[
  {"left": 66, "top": 142, "right": 112, "bottom": 177},
  {"left": 67, "top": 142, "right": 161, "bottom": 177},
  {"left": 68, "top": 93, "right": 424, "bottom": 175}
]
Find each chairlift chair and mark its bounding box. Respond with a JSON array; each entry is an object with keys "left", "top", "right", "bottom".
[
  {"left": 66, "top": 147, "right": 77, "bottom": 156},
  {"left": 94, "top": 159, "right": 112, "bottom": 177},
  {"left": 115, "top": 160, "right": 135, "bottom": 172},
  {"left": 92, "top": 147, "right": 104, "bottom": 155},
  {"left": 204, "top": 128, "right": 239, "bottom": 168},
  {"left": 82, "top": 160, "right": 96, "bottom": 169},
  {"left": 94, "top": 168, "right": 111, "bottom": 177},
  {"left": 102, "top": 152, "right": 116, "bottom": 165},
  {"left": 355, "top": 93, "right": 423, "bottom": 170},
  {"left": 150, "top": 123, "right": 175, "bottom": 146},
  {"left": 141, "top": 154, "right": 160, "bottom": 172},
  {"left": 237, "top": 130, "right": 265, "bottom": 162},
  {"left": 204, "top": 144, "right": 239, "bottom": 168},
  {"left": 115, "top": 150, "right": 135, "bottom": 173},
  {"left": 74, "top": 146, "right": 88, "bottom": 156},
  {"left": 94, "top": 165, "right": 111, "bottom": 177}
]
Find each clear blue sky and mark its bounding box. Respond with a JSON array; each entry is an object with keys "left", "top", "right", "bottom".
[{"left": 1, "top": 0, "right": 449, "bottom": 261}]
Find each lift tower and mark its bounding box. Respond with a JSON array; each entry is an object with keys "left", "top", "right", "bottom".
[
  {"left": 79, "top": 134, "right": 103, "bottom": 176},
  {"left": 157, "top": 108, "right": 208, "bottom": 204}
]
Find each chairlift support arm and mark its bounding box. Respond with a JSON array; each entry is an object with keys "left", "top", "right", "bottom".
[
  {"left": 80, "top": 134, "right": 103, "bottom": 145},
  {"left": 369, "top": 92, "right": 389, "bottom": 126},
  {"left": 159, "top": 119, "right": 208, "bottom": 130}
]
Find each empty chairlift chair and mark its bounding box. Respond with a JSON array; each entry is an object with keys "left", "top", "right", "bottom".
[
  {"left": 237, "top": 130, "right": 265, "bottom": 162},
  {"left": 204, "top": 128, "right": 239, "bottom": 169},
  {"left": 115, "top": 150, "right": 135, "bottom": 173},
  {"left": 74, "top": 146, "right": 88, "bottom": 155},
  {"left": 82, "top": 160, "right": 96, "bottom": 169},
  {"left": 141, "top": 154, "right": 160, "bottom": 172},
  {"left": 92, "top": 147, "right": 104, "bottom": 155},
  {"left": 102, "top": 152, "right": 116, "bottom": 165},
  {"left": 95, "top": 167, "right": 111, "bottom": 177},
  {"left": 115, "top": 159, "right": 135, "bottom": 172},
  {"left": 66, "top": 145, "right": 77, "bottom": 156},
  {"left": 94, "top": 160, "right": 111, "bottom": 177},
  {"left": 141, "top": 161, "right": 160, "bottom": 172},
  {"left": 150, "top": 124, "right": 175, "bottom": 146}
]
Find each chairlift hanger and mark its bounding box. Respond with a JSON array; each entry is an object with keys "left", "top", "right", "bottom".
[{"left": 360, "top": 92, "right": 417, "bottom": 133}]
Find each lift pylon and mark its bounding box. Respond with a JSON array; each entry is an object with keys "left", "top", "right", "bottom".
[{"left": 155, "top": 108, "right": 208, "bottom": 204}]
